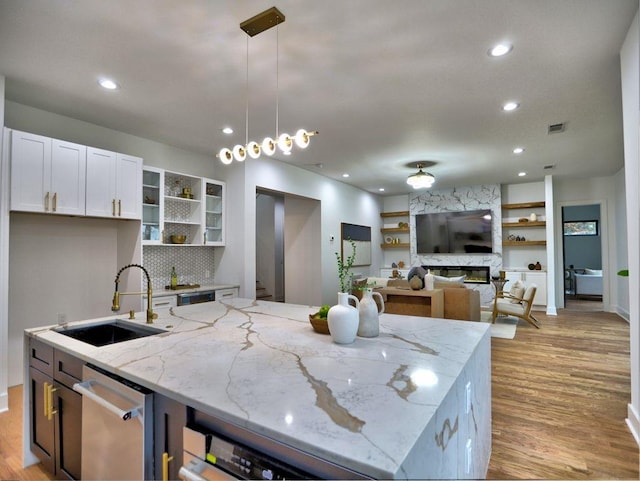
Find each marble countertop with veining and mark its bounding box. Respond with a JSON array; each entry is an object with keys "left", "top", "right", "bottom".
[{"left": 26, "top": 298, "right": 490, "bottom": 479}]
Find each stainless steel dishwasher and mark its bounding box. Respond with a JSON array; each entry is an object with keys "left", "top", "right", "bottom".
[{"left": 73, "top": 364, "right": 153, "bottom": 480}]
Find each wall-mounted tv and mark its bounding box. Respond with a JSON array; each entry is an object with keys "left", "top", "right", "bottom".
[{"left": 415, "top": 209, "right": 493, "bottom": 254}]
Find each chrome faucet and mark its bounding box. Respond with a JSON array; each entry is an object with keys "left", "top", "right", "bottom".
[{"left": 111, "top": 263, "right": 157, "bottom": 324}]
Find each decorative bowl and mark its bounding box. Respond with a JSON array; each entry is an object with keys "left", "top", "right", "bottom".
[
  {"left": 309, "top": 314, "right": 330, "bottom": 334},
  {"left": 170, "top": 235, "right": 187, "bottom": 244}
]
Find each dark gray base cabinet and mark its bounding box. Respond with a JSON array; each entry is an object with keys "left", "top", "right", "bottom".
[
  {"left": 28, "top": 338, "right": 82, "bottom": 480},
  {"left": 154, "top": 394, "right": 186, "bottom": 481}
]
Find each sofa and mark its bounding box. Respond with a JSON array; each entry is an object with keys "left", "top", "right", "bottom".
[
  {"left": 355, "top": 277, "right": 481, "bottom": 321},
  {"left": 574, "top": 269, "right": 603, "bottom": 297}
]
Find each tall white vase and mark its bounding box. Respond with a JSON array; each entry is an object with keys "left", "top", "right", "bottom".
[
  {"left": 358, "top": 288, "right": 384, "bottom": 337},
  {"left": 327, "top": 292, "right": 360, "bottom": 344}
]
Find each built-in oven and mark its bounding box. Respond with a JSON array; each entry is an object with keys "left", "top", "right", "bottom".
[{"left": 177, "top": 290, "right": 215, "bottom": 306}]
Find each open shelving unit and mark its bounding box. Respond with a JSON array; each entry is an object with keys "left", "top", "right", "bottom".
[{"left": 502, "top": 201, "right": 546, "bottom": 247}]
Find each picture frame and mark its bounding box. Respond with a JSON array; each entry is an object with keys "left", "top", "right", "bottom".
[{"left": 341, "top": 223, "right": 371, "bottom": 266}]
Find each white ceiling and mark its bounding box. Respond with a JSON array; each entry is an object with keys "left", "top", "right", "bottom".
[{"left": 0, "top": 0, "right": 637, "bottom": 195}]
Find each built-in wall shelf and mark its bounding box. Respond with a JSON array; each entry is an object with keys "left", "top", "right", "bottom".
[
  {"left": 381, "top": 227, "right": 410, "bottom": 233},
  {"left": 502, "top": 201, "right": 545, "bottom": 210},
  {"left": 502, "top": 240, "right": 547, "bottom": 247},
  {"left": 381, "top": 242, "right": 410, "bottom": 249},
  {"left": 380, "top": 210, "right": 409, "bottom": 217},
  {"left": 502, "top": 221, "right": 546, "bottom": 228}
]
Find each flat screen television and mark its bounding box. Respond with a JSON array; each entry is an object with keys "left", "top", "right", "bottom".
[{"left": 415, "top": 209, "right": 493, "bottom": 254}]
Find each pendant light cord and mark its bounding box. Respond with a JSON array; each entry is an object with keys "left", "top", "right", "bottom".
[
  {"left": 245, "top": 34, "right": 249, "bottom": 146},
  {"left": 275, "top": 20, "right": 279, "bottom": 139}
]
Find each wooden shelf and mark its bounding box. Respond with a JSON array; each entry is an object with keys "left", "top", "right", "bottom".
[
  {"left": 381, "top": 242, "right": 410, "bottom": 249},
  {"left": 380, "top": 210, "right": 409, "bottom": 218},
  {"left": 503, "top": 240, "right": 547, "bottom": 247},
  {"left": 381, "top": 227, "right": 410, "bottom": 233},
  {"left": 502, "top": 201, "right": 545, "bottom": 210},
  {"left": 502, "top": 221, "right": 546, "bottom": 228}
]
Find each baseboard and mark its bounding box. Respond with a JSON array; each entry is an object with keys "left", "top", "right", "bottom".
[
  {"left": 0, "top": 390, "right": 7, "bottom": 413},
  {"left": 613, "top": 305, "right": 630, "bottom": 322},
  {"left": 627, "top": 403, "right": 640, "bottom": 447}
]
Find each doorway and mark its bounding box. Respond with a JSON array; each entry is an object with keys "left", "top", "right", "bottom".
[
  {"left": 562, "top": 204, "right": 604, "bottom": 311},
  {"left": 255, "top": 189, "right": 322, "bottom": 306}
]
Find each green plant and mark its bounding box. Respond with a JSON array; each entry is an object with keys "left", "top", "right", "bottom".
[
  {"left": 336, "top": 238, "right": 357, "bottom": 293},
  {"left": 617, "top": 269, "right": 629, "bottom": 277}
]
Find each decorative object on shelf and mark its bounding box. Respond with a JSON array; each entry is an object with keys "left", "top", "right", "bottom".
[
  {"left": 327, "top": 292, "right": 360, "bottom": 344},
  {"left": 384, "top": 235, "right": 394, "bottom": 244},
  {"left": 518, "top": 217, "right": 529, "bottom": 223},
  {"left": 530, "top": 212, "right": 538, "bottom": 221},
  {"left": 535, "top": 262, "right": 542, "bottom": 270},
  {"left": 508, "top": 234, "right": 516, "bottom": 241},
  {"left": 398, "top": 221, "right": 408, "bottom": 228},
  {"left": 406, "top": 163, "right": 435, "bottom": 189},
  {"left": 424, "top": 269, "right": 435, "bottom": 290},
  {"left": 144, "top": 196, "right": 156, "bottom": 204},
  {"left": 358, "top": 288, "right": 384, "bottom": 337},
  {"left": 170, "top": 235, "right": 186, "bottom": 244},
  {"left": 217, "top": 7, "right": 318, "bottom": 164},
  {"left": 528, "top": 263, "right": 535, "bottom": 270},
  {"left": 397, "top": 261, "right": 405, "bottom": 268},
  {"left": 409, "top": 276, "right": 422, "bottom": 290},
  {"left": 391, "top": 262, "right": 398, "bottom": 268}
]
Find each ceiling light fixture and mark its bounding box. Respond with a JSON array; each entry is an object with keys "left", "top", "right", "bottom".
[
  {"left": 98, "top": 78, "right": 119, "bottom": 90},
  {"left": 488, "top": 43, "right": 512, "bottom": 57},
  {"left": 407, "top": 163, "right": 435, "bottom": 189},
  {"left": 222, "top": 127, "right": 233, "bottom": 134},
  {"left": 502, "top": 101, "right": 519, "bottom": 112},
  {"left": 518, "top": 172, "right": 527, "bottom": 177},
  {"left": 217, "top": 7, "right": 317, "bottom": 164},
  {"left": 513, "top": 147, "right": 525, "bottom": 154}
]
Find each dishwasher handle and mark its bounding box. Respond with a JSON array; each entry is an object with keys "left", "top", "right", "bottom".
[{"left": 73, "top": 380, "right": 141, "bottom": 421}]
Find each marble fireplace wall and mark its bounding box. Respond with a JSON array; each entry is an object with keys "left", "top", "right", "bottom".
[{"left": 409, "top": 184, "right": 502, "bottom": 306}]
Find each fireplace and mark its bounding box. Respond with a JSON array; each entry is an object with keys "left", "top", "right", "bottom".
[{"left": 421, "top": 265, "right": 490, "bottom": 284}]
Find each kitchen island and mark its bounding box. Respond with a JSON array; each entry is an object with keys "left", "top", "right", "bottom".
[{"left": 24, "top": 298, "right": 491, "bottom": 479}]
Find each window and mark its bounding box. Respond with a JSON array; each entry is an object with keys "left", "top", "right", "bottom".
[{"left": 563, "top": 220, "right": 598, "bottom": 236}]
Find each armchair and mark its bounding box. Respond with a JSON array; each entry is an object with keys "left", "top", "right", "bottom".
[{"left": 491, "top": 283, "right": 541, "bottom": 329}]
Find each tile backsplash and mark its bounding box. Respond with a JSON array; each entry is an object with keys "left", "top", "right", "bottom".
[{"left": 143, "top": 246, "right": 216, "bottom": 288}]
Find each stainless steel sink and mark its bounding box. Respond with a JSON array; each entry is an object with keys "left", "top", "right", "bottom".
[{"left": 54, "top": 320, "right": 165, "bottom": 347}]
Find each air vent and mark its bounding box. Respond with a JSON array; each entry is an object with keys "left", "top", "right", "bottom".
[
  {"left": 548, "top": 122, "right": 566, "bottom": 134},
  {"left": 543, "top": 164, "right": 555, "bottom": 170}
]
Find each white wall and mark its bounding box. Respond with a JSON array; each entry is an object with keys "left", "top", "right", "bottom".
[
  {"left": 215, "top": 156, "right": 384, "bottom": 306},
  {"left": 0, "top": 76, "right": 7, "bottom": 411},
  {"left": 256, "top": 193, "right": 277, "bottom": 300},
  {"left": 620, "top": 7, "right": 640, "bottom": 446},
  {"left": 614, "top": 168, "right": 629, "bottom": 318}
]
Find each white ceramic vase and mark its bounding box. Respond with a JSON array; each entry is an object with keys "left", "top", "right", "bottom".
[
  {"left": 358, "top": 288, "right": 384, "bottom": 337},
  {"left": 327, "top": 292, "right": 360, "bottom": 344},
  {"left": 424, "top": 269, "right": 435, "bottom": 290}
]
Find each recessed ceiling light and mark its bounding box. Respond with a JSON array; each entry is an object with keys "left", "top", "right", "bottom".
[
  {"left": 283, "top": 151, "right": 291, "bottom": 156},
  {"left": 342, "top": 173, "right": 350, "bottom": 178},
  {"left": 502, "top": 101, "right": 519, "bottom": 112},
  {"left": 98, "top": 78, "right": 119, "bottom": 90},
  {"left": 513, "top": 147, "right": 525, "bottom": 154},
  {"left": 488, "top": 43, "right": 512, "bottom": 57},
  {"left": 378, "top": 188, "right": 385, "bottom": 192},
  {"left": 222, "top": 127, "right": 233, "bottom": 134},
  {"left": 518, "top": 172, "right": 527, "bottom": 177}
]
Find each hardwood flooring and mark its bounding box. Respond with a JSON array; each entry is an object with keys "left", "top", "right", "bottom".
[
  {"left": 1, "top": 308, "right": 637, "bottom": 480},
  {"left": 488, "top": 308, "right": 639, "bottom": 480}
]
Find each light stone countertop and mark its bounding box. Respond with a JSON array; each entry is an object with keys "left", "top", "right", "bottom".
[{"left": 26, "top": 298, "right": 491, "bottom": 479}]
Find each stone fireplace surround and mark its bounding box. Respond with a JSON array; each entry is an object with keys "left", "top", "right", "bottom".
[{"left": 409, "top": 184, "right": 502, "bottom": 306}]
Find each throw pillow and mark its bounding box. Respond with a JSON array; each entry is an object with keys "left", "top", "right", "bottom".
[{"left": 508, "top": 280, "right": 525, "bottom": 303}]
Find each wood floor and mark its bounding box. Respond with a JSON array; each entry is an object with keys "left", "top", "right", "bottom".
[
  {"left": 488, "top": 308, "right": 639, "bottom": 479},
  {"left": 1, "top": 308, "right": 637, "bottom": 480}
]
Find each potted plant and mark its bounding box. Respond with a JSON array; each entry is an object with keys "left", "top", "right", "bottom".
[{"left": 328, "top": 238, "right": 360, "bottom": 344}]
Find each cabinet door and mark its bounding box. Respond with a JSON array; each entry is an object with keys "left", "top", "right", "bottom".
[
  {"left": 154, "top": 394, "right": 186, "bottom": 481},
  {"left": 85, "top": 147, "right": 117, "bottom": 217},
  {"left": 524, "top": 272, "right": 547, "bottom": 306},
  {"left": 29, "top": 366, "right": 55, "bottom": 474},
  {"left": 204, "top": 179, "right": 225, "bottom": 245},
  {"left": 54, "top": 383, "right": 82, "bottom": 480},
  {"left": 10, "top": 130, "right": 51, "bottom": 213},
  {"left": 51, "top": 140, "right": 86, "bottom": 216},
  {"left": 116, "top": 153, "right": 142, "bottom": 220}
]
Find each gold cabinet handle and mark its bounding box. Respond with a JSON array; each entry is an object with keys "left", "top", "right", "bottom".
[
  {"left": 45, "top": 383, "right": 57, "bottom": 421},
  {"left": 118, "top": 199, "right": 122, "bottom": 216},
  {"left": 162, "top": 452, "right": 174, "bottom": 481},
  {"left": 112, "top": 199, "right": 116, "bottom": 216},
  {"left": 43, "top": 381, "right": 49, "bottom": 417},
  {"left": 52, "top": 192, "right": 57, "bottom": 212},
  {"left": 44, "top": 192, "right": 50, "bottom": 211}
]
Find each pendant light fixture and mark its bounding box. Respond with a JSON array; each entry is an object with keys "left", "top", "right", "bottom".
[
  {"left": 406, "top": 163, "right": 435, "bottom": 189},
  {"left": 217, "top": 7, "right": 318, "bottom": 164}
]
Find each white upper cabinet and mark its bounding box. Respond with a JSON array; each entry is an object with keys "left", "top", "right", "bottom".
[
  {"left": 86, "top": 147, "right": 142, "bottom": 220},
  {"left": 10, "top": 130, "right": 86, "bottom": 216}
]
